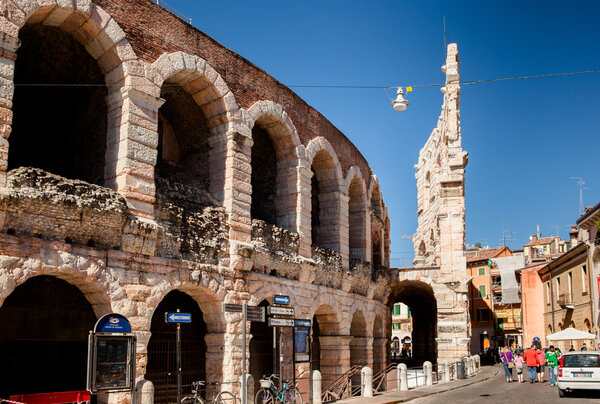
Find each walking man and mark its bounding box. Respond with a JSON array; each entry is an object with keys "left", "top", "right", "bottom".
[
  {"left": 545, "top": 346, "right": 560, "bottom": 387},
  {"left": 523, "top": 344, "right": 539, "bottom": 383}
]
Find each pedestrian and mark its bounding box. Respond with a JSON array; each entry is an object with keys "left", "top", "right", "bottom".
[
  {"left": 536, "top": 344, "right": 545, "bottom": 382},
  {"left": 513, "top": 350, "right": 524, "bottom": 383},
  {"left": 500, "top": 346, "right": 514, "bottom": 382},
  {"left": 569, "top": 345, "right": 575, "bottom": 351},
  {"left": 581, "top": 342, "right": 587, "bottom": 351},
  {"left": 523, "top": 344, "right": 539, "bottom": 383},
  {"left": 545, "top": 345, "right": 560, "bottom": 387}
]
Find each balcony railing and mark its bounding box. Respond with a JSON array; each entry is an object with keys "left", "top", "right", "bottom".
[{"left": 557, "top": 293, "right": 575, "bottom": 309}]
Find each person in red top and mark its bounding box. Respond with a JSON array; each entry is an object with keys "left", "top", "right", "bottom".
[
  {"left": 523, "top": 344, "right": 540, "bottom": 383},
  {"left": 536, "top": 346, "right": 546, "bottom": 382}
]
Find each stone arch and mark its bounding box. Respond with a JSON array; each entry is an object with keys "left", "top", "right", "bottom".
[
  {"left": 584, "top": 318, "right": 591, "bottom": 332},
  {"left": 0, "top": 275, "right": 98, "bottom": 397},
  {"left": 345, "top": 166, "right": 368, "bottom": 262},
  {"left": 150, "top": 52, "right": 245, "bottom": 205},
  {"left": 372, "top": 315, "right": 386, "bottom": 372},
  {"left": 2, "top": 1, "right": 159, "bottom": 217},
  {"left": 388, "top": 279, "right": 437, "bottom": 364},
  {"left": 349, "top": 309, "right": 369, "bottom": 382},
  {"left": 306, "top": 137, "right": 346, "bottom": 262},
  {"left": 368, "top": 176, "right": 384, "bottom": 220},
  {"left": 0, "top": 251, "right": 121, "bottom": 318},
  {"left": 247, "top": 100, "right": 303, "bottom": 231}
]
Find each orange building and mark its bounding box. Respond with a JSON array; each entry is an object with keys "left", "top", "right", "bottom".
[
  {"left": 467, "top": 246, "right": 512, "bottom": 353},
  {"left": 519, "top": 262, "right": 548, "bottom": 348}
]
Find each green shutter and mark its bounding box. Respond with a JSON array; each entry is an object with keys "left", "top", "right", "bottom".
[{"left": 478, "top": 285, "right": 486, "bottom": 298}]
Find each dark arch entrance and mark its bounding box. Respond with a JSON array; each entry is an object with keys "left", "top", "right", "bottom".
[
  {"left": 387, "top": 281, "right": 437, "bottom": 365},
  {"left": 146, "top": 291, "right": 207, "bottom": 404},
  {"left": 250, "top": 300, "right": 274, "bottom": 392},
  {"left": 0, "top": 276, "right": 97, "bottom": 397},
  {"left": 10, "top": 24, "right": 107, "bottom": 185}
]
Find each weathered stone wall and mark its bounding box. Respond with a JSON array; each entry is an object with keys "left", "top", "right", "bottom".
[
  {"left": 410, "top": 43, "right": 470, "bottom": 362},
  {"left": 0, "top": 0, "right": 392, "bottom": 401}
]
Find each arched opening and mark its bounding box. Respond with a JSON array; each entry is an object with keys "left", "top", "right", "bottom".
[
  {"left": 0, "top": 276, "right": 97, "bottom": 397},
  {"left": 311, "top": 304, "right": 341, "bottom": 384},
  {"left": 9, "top": 24, "right": 107, "bottom": 185},
  {"left": 146, "top": 290, "right": 208, "bottom": 404},
  {"left": 311, "top": 150, "right": 341, "bottom": 252},
  {"left": 348, "top": 178, "right": 367, "bottom": 261},
  {"left": 251, "top": 125, "right": 277, "bottom": 225},
  {"left": 156, "top": 82, "right": 212, "bottom": 202},
  {"left": 371, "top": 229, "right": 382, "bottom": 267},
  {"left": 391, "top": 303, "right": 412, "bottom": 362},
  {"left": 350, "top": 310, "right": 367, "bottom": 385},
  {"left": 388, "top": 281, "right": 437, "bottom": 365},
  {"left": 250, "top": 300, "right": 274, "bottom": 392}
]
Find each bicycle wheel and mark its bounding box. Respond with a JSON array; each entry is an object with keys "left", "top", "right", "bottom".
[
  {"left": 182, "top": 396, "right": 205, "bottom": 404},
  {"left": 255, "top": 388, "right": 273, "bottom": 404},
  {"left": 214, "top": 390, "right": 236, "bottom": 404},
  {"left": 283, "top": 388, "right": 302, "bottom": 404}
]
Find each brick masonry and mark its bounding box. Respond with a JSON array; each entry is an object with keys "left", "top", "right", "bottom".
[{"left": 0, "top": 0, "right": 393, "bottom": 401}]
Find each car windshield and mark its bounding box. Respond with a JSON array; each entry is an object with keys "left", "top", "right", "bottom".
[{"left": 562, "top": 354, "right": 600, "bottom": 368}]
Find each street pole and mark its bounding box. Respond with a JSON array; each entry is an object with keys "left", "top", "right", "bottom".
[
  {"left": 176, "top": 309, "right": 182, "bottom": 404},
  {"left": 242, "top": 301, "right": 247, "bottom": 404}
]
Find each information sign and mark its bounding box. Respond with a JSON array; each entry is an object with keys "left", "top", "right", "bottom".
[
  {"left": 294, "top": 326, "right": 310, "bottom": 363},
  {"left": 165, "top": 312, "right": 192, "bottom": 323},
  {"left": 94, "top": 313, "right": 132, "bottom": 333},
  {"left": 268, "top": 317, "right": 294, "bottom": 327},
  {"left": 267, "top": 306, "right": 294, "bottom": 316},
  {"left": 88, "top": 313, "right": 136, "bottom": 394},
  {"left": 294, "top": 319, "right": 311, "bottom": 328},
  {"left": 273, "top": 295, "right": 290, "bottom": 305},
  {"left": 223, "top": 304, "right": 265, "bottom": 321}
]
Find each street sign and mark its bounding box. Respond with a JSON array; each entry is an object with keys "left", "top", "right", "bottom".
[
  {"left": 267, "top": 306, "right": 294, "bottom": 316},
  {"left": 294, "top": 319, "right": 311, "bottom": 328},
  {"left": 273, "top": 295, "right": 290, "bottom": 305},
  {"left": 268, "top": 317, "right": 294, "bottom": 327},
  {"left": 223, "top": 304, "right": 265, "bottom": 322},
  {"left": 165, "top": 312, "right": 192, "bottom": 323}
]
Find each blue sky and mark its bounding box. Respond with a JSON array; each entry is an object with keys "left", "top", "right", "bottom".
[{"left": 163, "top": 0, "right": 600, "bottom": 266}]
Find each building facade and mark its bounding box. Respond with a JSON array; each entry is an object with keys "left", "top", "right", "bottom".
[
  {"left": 0, "top": 0, "right": 395, "bottom": 401},
  {"left": 540, "top": 243, "right": 594, "bottom": 350}
]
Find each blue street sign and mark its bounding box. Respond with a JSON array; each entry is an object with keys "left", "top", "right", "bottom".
[
  {"left": 165, "top": 312, "right": 192, "bottom": 323},
  {"left": 94, "top": 313, "right": 132, "bottom": 333},
  {"left": 294, "top": 319, "right": 311, "bottom": 328},
  {"left": 273, "top": 295, "right": 290, "bottom": 305}
]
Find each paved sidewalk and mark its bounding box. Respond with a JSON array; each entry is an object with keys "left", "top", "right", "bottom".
[{"left": 335, "top": 365, "right": 501, "bottom": 404}]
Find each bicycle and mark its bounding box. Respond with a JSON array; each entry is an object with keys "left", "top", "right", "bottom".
[
  {"left": 255, "top": 374, "right": 302, "bottom": 404},
  {"left": 182, "top": 381, "right": 237, "bottom": 404}
]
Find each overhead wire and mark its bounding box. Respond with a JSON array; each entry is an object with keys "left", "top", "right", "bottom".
[{"left": 12, "top": 69, "right": 600, "bottom": 89}]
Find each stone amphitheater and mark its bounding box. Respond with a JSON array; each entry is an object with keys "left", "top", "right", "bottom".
[{"left": 0, "top": 1, "right": 469, "bottom": 403}]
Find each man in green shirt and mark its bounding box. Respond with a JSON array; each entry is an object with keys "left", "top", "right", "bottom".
[{"left": 545, "top": 345, "right": 560, "bottom": 387}]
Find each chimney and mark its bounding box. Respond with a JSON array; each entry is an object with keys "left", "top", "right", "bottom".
[{"left": 569, "top": 225, "right": 578, "bottom": 247}]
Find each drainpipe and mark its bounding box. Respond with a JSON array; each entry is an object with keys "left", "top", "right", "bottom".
[{"left": 549, "top": 270, "right": 556, "bottom": 334}]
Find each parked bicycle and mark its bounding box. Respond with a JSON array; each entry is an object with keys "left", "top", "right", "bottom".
[
  {"left": 182, "top": 381, "right": 236, "bottom": 404},
  {"left": 255, "top": 374, "right": 302, "bottom": 404}
]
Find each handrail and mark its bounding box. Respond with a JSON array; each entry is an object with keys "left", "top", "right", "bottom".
[
  {"left": 372, "top": 363, "right": 395, "bottom": 392},
  {"left": 321, "top": 366, "right": 362, "bottom": 403}
]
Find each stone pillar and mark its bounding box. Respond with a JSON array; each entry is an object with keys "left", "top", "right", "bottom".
[
  {"left": 134, "top": 331, "right": 152, "bottom": 380},
  {"left": 240, "top": 374, "right": 254, "bottom": 404},
  {"left": 205, "top": 332, "right": 227, "bottom": 393},
  {"left": 310, "top": 370, "right": 322, "bottom": 404},
  {"left": 318, "top": 335, "right": 352, "bottom": 385},
  {"left": 372, "top": 338, "right": 388, "bottom": 373},
  {"left": 423, "top": 361, "right": 432, "bottom": 386},
  {"left": 135, "top": 380, "right": 154, "bottom": 404},
  {"left": 104, "top": 87, "right": 165, "bottom": 220},
  {"left": 360, "top": 367, "right": 373, "bottom": 397},
  {"left": 294, "top": 151, "right": 312, "bottom": 258},
  {"left": 350, "top": 336, "right": 370, "bottom": 368},
  {"left": 442, "top": 361, "right": 450, "bottom": 383},
  {"left": 397, "top": 363, "right": 408, "bottom": 391},
  {"left": 0, "top": 32, "right": 19, "bottom": 189}
]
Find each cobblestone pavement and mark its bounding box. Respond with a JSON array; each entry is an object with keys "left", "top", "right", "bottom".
[{"left": 411, "top": 364, "right": 600, "bottom": 403}]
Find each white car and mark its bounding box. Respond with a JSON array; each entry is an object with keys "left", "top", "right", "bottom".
[{"left": 557, "top": 351, "right": 600, "bottom": 397}]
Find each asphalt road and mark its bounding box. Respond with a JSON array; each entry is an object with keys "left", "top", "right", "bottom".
[{"left": 411, "top": 364, "right": 600, "bottom": 403}]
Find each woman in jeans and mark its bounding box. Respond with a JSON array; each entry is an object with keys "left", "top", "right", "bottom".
[{"left": 500, "top": 346, "right": 514, "bottom": 382}]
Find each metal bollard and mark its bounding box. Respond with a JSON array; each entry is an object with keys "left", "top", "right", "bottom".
[
  {"left": 310, "top": 370, "right": 322, "bottom": 404},
  {"left": 361, "top": 367, "right": 373, "bottom": 397},
  {"left": 136, "top": 380, "right": 154, "bottom": 404},
  {"left": 423, "top": 361, "right": 433, "bottom": 386},
  {"left": 398, "top": 363, "right": 408, "bottom": 391},
  {"left": 240, "top": 374, "right": 254, "bottom": 404}
]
